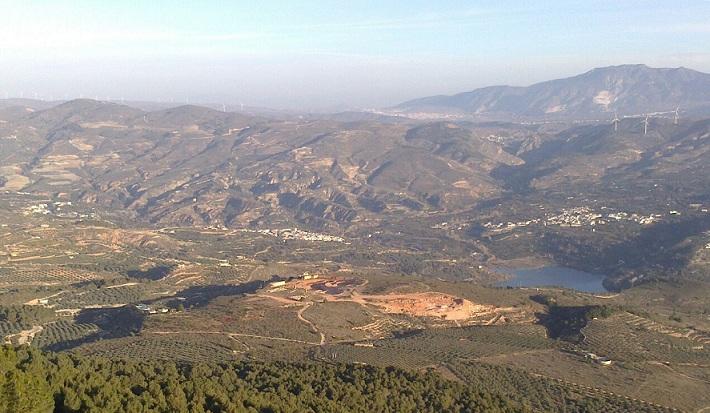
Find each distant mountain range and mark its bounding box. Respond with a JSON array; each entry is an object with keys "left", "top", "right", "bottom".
[{"left": 392, "top": 65, "right": 710, "bottom": 120}]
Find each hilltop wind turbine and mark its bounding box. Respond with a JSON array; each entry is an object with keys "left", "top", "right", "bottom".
[
  {"left": 612, "top": 112, "right": 620, "bottom": 132},
  {"left": 643, "top": 114, "right": 650, "bottom": 136},
  {"left": 673, "top": 107, "right": 680, "bottom": 125}
]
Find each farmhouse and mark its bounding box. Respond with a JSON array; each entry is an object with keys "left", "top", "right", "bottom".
[
  {"left": 135, "top": 304, "right": 168, "bottom": 314},
  {"left": 135, "top": 304, "right": 152, "bottom": 313},
  {"left": 585, "top": 352, "right": 613, "bottom": 366}
]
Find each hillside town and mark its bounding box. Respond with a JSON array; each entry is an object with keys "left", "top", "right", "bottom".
[
  {"left": 240, "top": 228, "right": 345, "bottom": 242},
  {"left": 482, "top": 207, "right": 662, "bottom": 233}
]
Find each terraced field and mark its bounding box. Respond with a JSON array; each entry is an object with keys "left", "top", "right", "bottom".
[
  {"left": 317, "top": 325, "right": 557, "bottom": 370},
  {"left": 583, "top": 313, "right": 710, "bottom": 364},
  {"left": 0, "top": 321, "right": 28, "bottom": 336},
  {"left": 144, "top": 296, "right": 323, "bottom": 344},
  {"left": 0, "top": 266, "right": 102, "bottom": 286},
  {"left": 49, "top": 285, "right": 146, "bottom": 309},
  {"left": 31, "top": 320, "right": 99, "bottom": 349},
  {"left": 75, "top": 335, "right": 240, "bottom": 363},
  {"left": 448, "top": 361, "right": 678, "bottom": 413}
]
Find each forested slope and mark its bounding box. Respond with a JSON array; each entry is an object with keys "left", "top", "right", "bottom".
[
  {"left": 1, "top": 346, "right": 513, "bottom": 413},
  {"left": 1, "top": 346, "right": 676, "bottom": 413}
]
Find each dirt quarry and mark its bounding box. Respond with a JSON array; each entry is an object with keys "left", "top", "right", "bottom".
[
  {"left": 353, "top": 292, "right": 495, "bottom": 321},
  {"left": 284, "top": 276, "right": 496, "bottom": 321}
]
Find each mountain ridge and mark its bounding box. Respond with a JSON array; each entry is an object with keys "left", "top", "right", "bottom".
[
  {"left": 393, "top": 64, "right": 710, "bottom": 120},
  {"left": 1, "top": 88, "right": 708, "bottom": 233}
]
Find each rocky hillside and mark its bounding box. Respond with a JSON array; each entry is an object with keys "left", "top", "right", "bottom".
[
  {"left": 0, "top": 100, "right": 526, "bottom": 229},
  {"left": 1, "top": 98, "right": 708, "bottom": 233}
]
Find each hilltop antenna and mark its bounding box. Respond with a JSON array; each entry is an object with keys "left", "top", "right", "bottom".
[
  {"left": 612, "top": 112, "right": 620, "bottom": 132},
  {"left": 643, "top": 114, "right": 650, "bottom": 136},
  {"left": 673, "top": 107, "right": 680, "bottom": 125}
]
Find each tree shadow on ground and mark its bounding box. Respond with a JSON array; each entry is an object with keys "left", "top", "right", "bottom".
[
  {"left": 46, "top": 306, "right": 145, "bottom": 351},
  {"left": 161, "top": 280, "right": 265, "bottom": 309},
  {"left": 126, "top": 265, "right": 174, "bottom": 281},
  {"left": 45, "top": 280, "right": 265, "bottom": 351}
]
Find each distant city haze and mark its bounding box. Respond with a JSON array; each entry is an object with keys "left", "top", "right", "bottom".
[{"left": 2, "top": 0, "right": 710, "bottom": 111}]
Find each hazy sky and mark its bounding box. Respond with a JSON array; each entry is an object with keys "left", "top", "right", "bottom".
[{"left": 1, "top": 0, "right": 710, "bottom": 111}]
